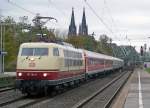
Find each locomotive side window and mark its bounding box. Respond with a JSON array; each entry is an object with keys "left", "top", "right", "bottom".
[
  {"left": 53, "top": 48, "right": 59, "bottom": 56},
  {"left": 21, "top": 48, "right": 34, "bottom": 56}
]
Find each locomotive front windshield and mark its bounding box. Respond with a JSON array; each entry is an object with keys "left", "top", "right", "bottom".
[{"left": 21, "top": 48, "right": 48, "bottom": 56}]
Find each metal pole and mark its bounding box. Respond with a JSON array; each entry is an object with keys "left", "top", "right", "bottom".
[
  {"left": 2, "top": 25, "right": 5, "bottom": 73},
  {"left": 0, "top": 24, "right": 2, "bottom": 73}
]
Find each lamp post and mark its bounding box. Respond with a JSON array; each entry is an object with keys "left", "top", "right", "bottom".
[
  {"left": 0, "top": 19, "right": 3, "bottom": 74},
  {"left": 0, "top": 22, "right": 4, "bottom": 74},
  {"left": 0, "top": 22, "right": 11, "bottom": 74}
]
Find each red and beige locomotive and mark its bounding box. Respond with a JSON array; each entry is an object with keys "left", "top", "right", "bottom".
[{"left": 16, "top": 42, "right": 124, "bottom": 95}]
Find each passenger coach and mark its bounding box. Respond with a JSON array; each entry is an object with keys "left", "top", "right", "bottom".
[{"left": 84, "top": 50, "right": 123, "bottom": 77}]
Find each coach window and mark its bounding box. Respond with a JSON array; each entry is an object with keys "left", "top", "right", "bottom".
[
  {"left": 79, "top": 53, "right": 82, "bottom": 58},
  {"left": 63, "top": 50, "right": 65, "bottom": 57},
  {"left": 64, "top": 50, "right": 68, "bottom": 57},
  {"left": 65, "top": 59, "right": 68, "bottom": 67},
  {"left": 53, "top": 48, "right": 59, "bottom": 56},
  {"left": 67, "top": 50, "right": 69, "bottom": 57}
]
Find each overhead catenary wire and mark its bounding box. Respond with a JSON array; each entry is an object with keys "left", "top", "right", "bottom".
[
  {"left": 103, "top": 0, "right": 119, "bottom": 36},
  {"left": 103, "top": 0, "right": 125, "bottom": 42},
  {"left": 84, "top": 0, "right": 129, "bottom": 57},
  {"left": 84, "top": 0, "right": 113, "bottom": 34},
  {"left": 47, "top": 0, "right": 66, "bottom": 17},
  {"left": 83, "top": 0, "right": 127, "bottom": 45},
  {"left": 83, "top": 0, "right": 122, "bottom": 42},
  {"left": 7, "top": 0, "right": 36, "bottom": 15},
  {"left": 104, "top": 0, "right": 133, "bottom": 47},
  {"left": 47, "top": 0, "right": 67, "bottom": 29}
]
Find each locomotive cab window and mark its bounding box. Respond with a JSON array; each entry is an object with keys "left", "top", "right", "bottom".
[
  {"left": 21, "top": 48, "right": 33, "bottom": 56},
  {"left": 21, "top": 48, "right": 48, "bottom": 56},
  {"left": 53, "top": 48, "right": 59, "bottom": 56},
  {"left": 34, "top": 48, "right": 48, "bottom": 56}
]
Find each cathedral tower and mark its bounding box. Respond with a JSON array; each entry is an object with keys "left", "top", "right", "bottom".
[
  {"left": 79, "top": 8, "right": 88, "bottom": 36},
  {"left": 68, "top": 8, "right": 77, "bottom": 36}
]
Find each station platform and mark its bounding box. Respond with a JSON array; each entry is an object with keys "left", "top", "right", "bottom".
[
  {"left": 124, "top": 69, "right": 150, "bottom": 108},
  {"left": 112, "top": 68, "right": 150, "bottom": 108}
]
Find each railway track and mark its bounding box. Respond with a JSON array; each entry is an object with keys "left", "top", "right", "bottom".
[
  {"left": 0, "top": 71, "right": 132, "bottom": 108},
  {"left": 0, "top": 96, "right": 25, "bottom": 107},
  {"left": 21, "top": 71, "right": 128, "bottom": 108},
  {"left": 0, "top": 90, "right": 25, "bottom": 107},
  {"left": 72, "top": 71, "right": 132, "bottom": 108},
  {"left": 0, "top": 89, "right": 53, "bottom": 108},
  {"left": 0, "top": 96, "right": 50, "bottom": 108},
  {"left": 18, "top": 96, "right": 50, "bottom": 108},
  {"left": 0, "top": 86, "right": 14, "bottom": 92}
]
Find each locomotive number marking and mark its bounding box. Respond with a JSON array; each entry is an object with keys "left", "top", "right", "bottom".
[{"left": 29, "top": 62, "right": 36, "bottom": 67}]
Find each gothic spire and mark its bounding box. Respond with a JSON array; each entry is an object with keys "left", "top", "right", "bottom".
[
  {"left": 82, "top": 7, "right": 86, "bottom": 26},
  {"left": 79, "top": 7, "right": 88, "bottom": 36},
  {"left": 68, "top": 7, "right": 77, "bottom": 36}
]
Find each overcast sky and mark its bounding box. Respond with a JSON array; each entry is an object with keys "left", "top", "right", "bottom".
[{"left": 1, "top": 0, "right": 150, "bottom": 52}]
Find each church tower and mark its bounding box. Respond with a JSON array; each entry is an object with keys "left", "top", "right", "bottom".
[
  {"left": 68, "top": 8, "right": 77, "bottom": 36},
  {"left": 79, "top": 8, "right": 88, "bottom": 36}
]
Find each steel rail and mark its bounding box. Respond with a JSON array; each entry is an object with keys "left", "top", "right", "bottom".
[
  {"left": 103, "top": 71, "right": 132, "bottom": 108},
  {"left": 18, "top": 96, "right": 50, "bottom": 108},
  {"left": 0, "top": 87, "right": 14, "bottom": 92},
  {"left": 72, "top": 71, "right": 132, "bottom": 108},
  {"left": 0, "top": 96, "right": 25, "bottom": 107}
]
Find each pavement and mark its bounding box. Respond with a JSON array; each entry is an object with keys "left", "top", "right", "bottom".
[{"left": 124, "top": 68, "right": 150, "bottom": 108}]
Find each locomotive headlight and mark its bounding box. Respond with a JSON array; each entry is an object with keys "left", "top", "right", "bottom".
[
  {"left": 43, "top": 73, "right": 47, "bottom": 77},
  {"left": 30, "top": 58, "right": 34, "bottom": 61},
  {"left": 18, "top": 72, "right": 22, "bottom": 76}
]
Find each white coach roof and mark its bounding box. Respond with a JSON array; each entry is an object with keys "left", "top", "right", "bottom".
[
  {"left": 84, "top": 50, "right": 123, "bottom": 61},
  {"left": 20, "top": 42, "right": 83, "bottom": 53}
]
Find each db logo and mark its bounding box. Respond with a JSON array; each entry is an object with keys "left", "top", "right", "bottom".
[{"left": 29, "top": 62, "right": 35, "bottom": 67}]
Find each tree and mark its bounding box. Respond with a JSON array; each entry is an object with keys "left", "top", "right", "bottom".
[
  {"left": 98, "top": 34, "right": 113, "bottom": 55},
  {"left": 66, "top": 35, "right": 96, "bottom": 51},
  {"left": 3, "top": 17, "right": 18, "bottom": 71}
]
